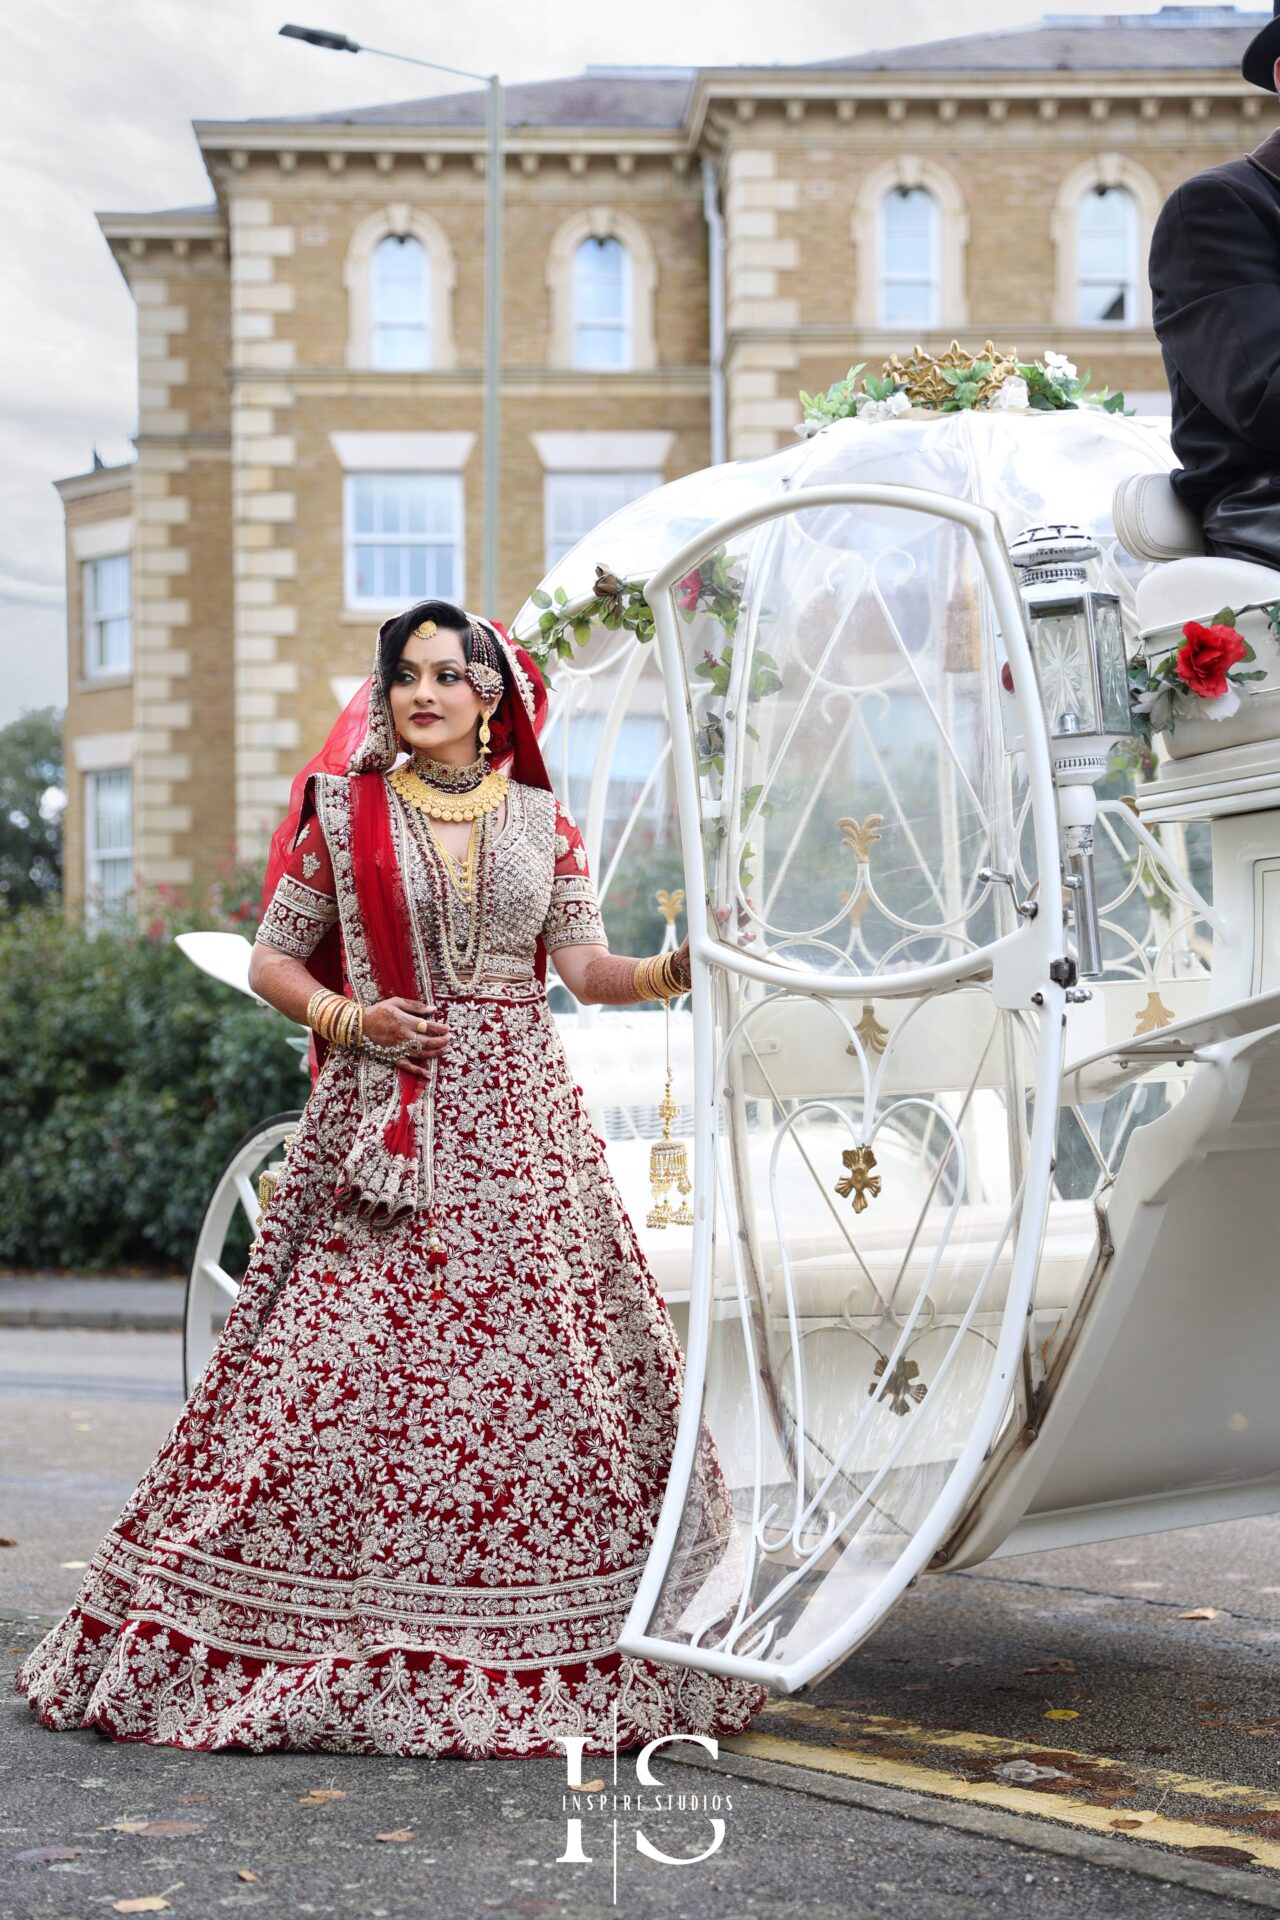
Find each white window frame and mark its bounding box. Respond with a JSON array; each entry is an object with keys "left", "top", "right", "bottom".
[
  {"left": 543, "top": 469, "right": 662, "bottom": 572},
  {"left": 370, "top": 232, "right": 432, "bottom": 371},
  {"left": 877, "top": 186, "right": 940, "bottom": 330},
  {"left": 83, "top": 553, "right": 132, "bottom": 679},
  {"left": 1076, "top": 182, "right": 1139, "bottom": 328},
  {"left": 342, "top": 471, "right": 465, "bottom": 611},
  {"left": 572, "top": 236, "right": 634, "bottom": 371},
  {"left": 84, "top": 767, "right": 133, "bottom": 923}
]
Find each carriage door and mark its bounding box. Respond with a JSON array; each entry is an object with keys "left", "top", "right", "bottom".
[{"left": 618, "top": 484, "right": 1066, "bottom": 1695}]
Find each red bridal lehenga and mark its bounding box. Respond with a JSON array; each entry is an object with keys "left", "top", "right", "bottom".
[{"left": 14, "top": 617, "right": 766, "bottom": 1758}]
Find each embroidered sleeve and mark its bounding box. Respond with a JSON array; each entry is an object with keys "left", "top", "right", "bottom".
[
  {"left": 541, "top": 799, "right": 609, "bottom": 953},
  {"left": 254, "top": 806, "right": 340, "bottom": 961}
]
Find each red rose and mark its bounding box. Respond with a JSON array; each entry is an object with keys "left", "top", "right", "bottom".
[
  {"left": 1174, "top": 620, "right": 1247, "bottom": 699},
  {"left": 676, "top": 568, "right": 704, "bottom": 613}
]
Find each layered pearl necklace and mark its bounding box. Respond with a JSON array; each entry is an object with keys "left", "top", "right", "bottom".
[{"left": 388, "top": 751, "right": 508, "bottom": 990}]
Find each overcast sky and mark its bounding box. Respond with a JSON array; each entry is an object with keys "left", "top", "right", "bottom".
[{"left": 1, "top": 0, "right": 1202, "bottom": 727}]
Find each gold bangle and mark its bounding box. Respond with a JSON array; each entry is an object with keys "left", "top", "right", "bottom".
[
  {"left": 305, "top": 988, "right": 334, "bottom": 1034},
  {"left": 633, "top": 952, "right": 680, "bottom": 1003},
  {"left": 305, "top": 987, "right": 362, "bottom": 1048}
]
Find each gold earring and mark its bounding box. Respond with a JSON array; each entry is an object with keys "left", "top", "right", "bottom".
[{"left": 479, "top": 709, "right": 491, "bottom": 759}]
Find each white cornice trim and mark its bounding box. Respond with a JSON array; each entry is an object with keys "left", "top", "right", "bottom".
[
  {"left": 55, "top": 468, "right": 134, "bottom": 504},
  {"left": 98, "top": 210, "right": 226, "bottom": 241},
  {"left": 195, "top": 121, "right": 686, "bottom": 158},
  {"left": 684, "top": 70, "right": 1256, "bottom": 144}
]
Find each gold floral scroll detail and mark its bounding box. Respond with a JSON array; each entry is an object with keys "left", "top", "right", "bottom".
[
  {"left": 836, "top": 1143, "right": 882, "bottom": 1213},
  {"left": 853, "top": 1003, "right": 888, "bottom": 1057},
  {"left": 1133, "top": 990, "right": 1175, "bottom": 1036},
  {"left": 838, "top": 814, "right": 884, "bottom": 865},
  {"left": 884, "top": 339, "right": 1021, "bottom": 411},
  {"left": 869, "top": 1354, "right": 928, "bottom": 1417},
  {"left": 654, "top": 887, "right": 686, "bottom": 925}
]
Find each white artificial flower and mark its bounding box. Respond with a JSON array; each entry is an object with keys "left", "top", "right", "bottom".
[
  {"left": 859, "top": 397, "right": 895, "bottom": 423},
  {"left": 1043, "top": 350, "right": 1078, "bottom": 382},
  {"left": 1198, "top": 686, "right": 1241, "bottom": 721},
  {"left": 989, "top": 375, "right": 1030, "bottom": 411},
  {"left": 886, "top": 389, "right": 911, "bottom": 417}
]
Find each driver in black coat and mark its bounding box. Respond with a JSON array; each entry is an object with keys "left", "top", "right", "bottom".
[{"left": 1148, "top": 4, "right": 1280, "bottom": 567}]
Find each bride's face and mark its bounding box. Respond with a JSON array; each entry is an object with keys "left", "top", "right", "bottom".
[{"left": 389, "top": 626, "right": 492, "bottom": 763}]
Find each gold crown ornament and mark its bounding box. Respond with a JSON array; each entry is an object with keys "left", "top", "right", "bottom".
[{"left": 883, "top": 339, "right": 1021, "bottom": 411}]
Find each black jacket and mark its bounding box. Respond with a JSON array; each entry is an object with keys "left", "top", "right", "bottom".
[{"left": 1149, "top": 130, "right": 1280, "bottom": 537}]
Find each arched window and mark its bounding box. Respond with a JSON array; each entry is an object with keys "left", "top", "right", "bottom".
[
  {"left": 572, "top": 236, "right": 632, "bottom": 370},
  {"left": 878, "top": 187, "right": 939, "bottom": 329},
  {"left": 370, "top": 234, "right": 431, "bottom": 370},
  {"left": 345, "top": 208, "right": 456, "bottom": 372},
  {"left": 1076, "top": 184, "right": 1138, "bottom": 325}
]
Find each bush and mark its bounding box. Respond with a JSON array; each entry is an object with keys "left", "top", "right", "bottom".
[{"left": 0, "top": 882, "right": 306, "bottom": 1273}]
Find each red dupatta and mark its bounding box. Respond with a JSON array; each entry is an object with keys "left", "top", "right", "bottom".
[{"left": 259, "top": 612, "right": 553, "bottom": 1225}]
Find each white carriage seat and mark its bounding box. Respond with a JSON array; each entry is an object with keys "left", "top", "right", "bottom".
[
  {"left": 722, "top": 1198, "right": 1100, "bottom": 1322},
  {"left": 626, "top": 1193, "right": 1099, "bottom": 1319},
  {"left": 1112, "top": 472, "right": 1205, "bottom": 563},
  {"left": 1113, "top": 473, "right": 1280, "bottom": 652},
  {"left": 605, "top": 1126, "right": 1098, "bottom": 1321},
  {"left": 565, "top": 1010, "right": 1099, "bottom": 1321}
]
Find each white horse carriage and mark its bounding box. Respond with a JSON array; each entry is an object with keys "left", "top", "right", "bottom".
[{"left": 180, "top": 395, "right": 1280, "bottom": 1699}]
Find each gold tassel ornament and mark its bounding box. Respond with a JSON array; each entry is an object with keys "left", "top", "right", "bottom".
[{"left": 647, "top": 991, "right": 693, "bottom": 1229}]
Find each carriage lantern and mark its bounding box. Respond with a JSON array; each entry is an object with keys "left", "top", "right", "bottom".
[{"left": 1008, "top": 522, "right": 1132, "bottom": 980}]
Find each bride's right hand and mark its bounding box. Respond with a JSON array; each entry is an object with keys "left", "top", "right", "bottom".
[{"left": 363, "top": 997, "right": 448, "bottom": 1080}]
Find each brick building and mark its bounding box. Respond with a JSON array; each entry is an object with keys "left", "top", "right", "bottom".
[{"left": 58, "top": 8, "right": 1272, "bottom": 917}]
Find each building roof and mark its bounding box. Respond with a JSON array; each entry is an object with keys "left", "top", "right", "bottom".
[
  {"left": 816, "top": 7, "right": 1267, "bottom": 73},
  {"left": 263, "top": 69, "right": 696, "bottom": 132},
  {"left": 190, "top": 10, "right": 1267, "bottom": 162}
]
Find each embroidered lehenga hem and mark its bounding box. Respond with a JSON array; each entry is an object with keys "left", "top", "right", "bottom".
[{"left": 18, "top": 1598, "right": 757, "bottom": 1761}]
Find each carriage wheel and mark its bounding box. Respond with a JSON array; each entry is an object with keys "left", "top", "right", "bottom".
[{"left": 183, "top": 1112, "right": 303, "bottom": 1397}]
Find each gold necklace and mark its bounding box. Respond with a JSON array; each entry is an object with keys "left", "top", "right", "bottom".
[
  {"left": 388, "top": 759, "right": 508, "bottom": 823},
  {"left": 401, "top": 803, "right": 494, "bottom": 987},
  {"left": 427, "top": 815, "right": 479, "bottom": 903}
]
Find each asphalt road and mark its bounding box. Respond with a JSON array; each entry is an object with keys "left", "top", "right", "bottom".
[{"left": 3, "top": 1327, "right": 1279, "bottom": 1920}]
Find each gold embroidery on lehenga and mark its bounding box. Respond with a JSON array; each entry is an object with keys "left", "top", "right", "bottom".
[{"left": 15, "top": 770, "right": 765, "bottom": 1757}]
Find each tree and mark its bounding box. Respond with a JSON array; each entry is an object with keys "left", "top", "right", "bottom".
[{"left": 0, "top": 707, "right": 63, "bottom": 911}]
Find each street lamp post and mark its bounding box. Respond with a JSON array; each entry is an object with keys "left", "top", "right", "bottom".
[{"left": 280, "top": 26, "right": 503, "bottom": 615}]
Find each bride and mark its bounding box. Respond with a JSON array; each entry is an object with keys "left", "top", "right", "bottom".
[{"left": 14, "top": 600, "right": 766, "bottom": 1757}]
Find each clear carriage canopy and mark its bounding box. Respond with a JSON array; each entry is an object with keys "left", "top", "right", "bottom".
[
  {"left": 512, "top": 406, "right": 1175, "bottom": 985},
  {"left": 513, "top": 409, "right": 1202, "bottom": 1692}
]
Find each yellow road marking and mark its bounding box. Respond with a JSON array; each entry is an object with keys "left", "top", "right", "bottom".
[
  {"left": 722, "top": 1711, "right": 1280, "bottom": 1869},
  {"left": 755, "top": 1706, "right": 1280, "bottom": 1810}
]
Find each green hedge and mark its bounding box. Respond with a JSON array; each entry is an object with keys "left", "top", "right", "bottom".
[{"left": 0, "top": 887, "right": 305, "bottom": 1273}]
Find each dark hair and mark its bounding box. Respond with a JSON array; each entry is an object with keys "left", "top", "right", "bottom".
[{"left": 376, "top": 599, "right": 473, "bottom": 695}]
